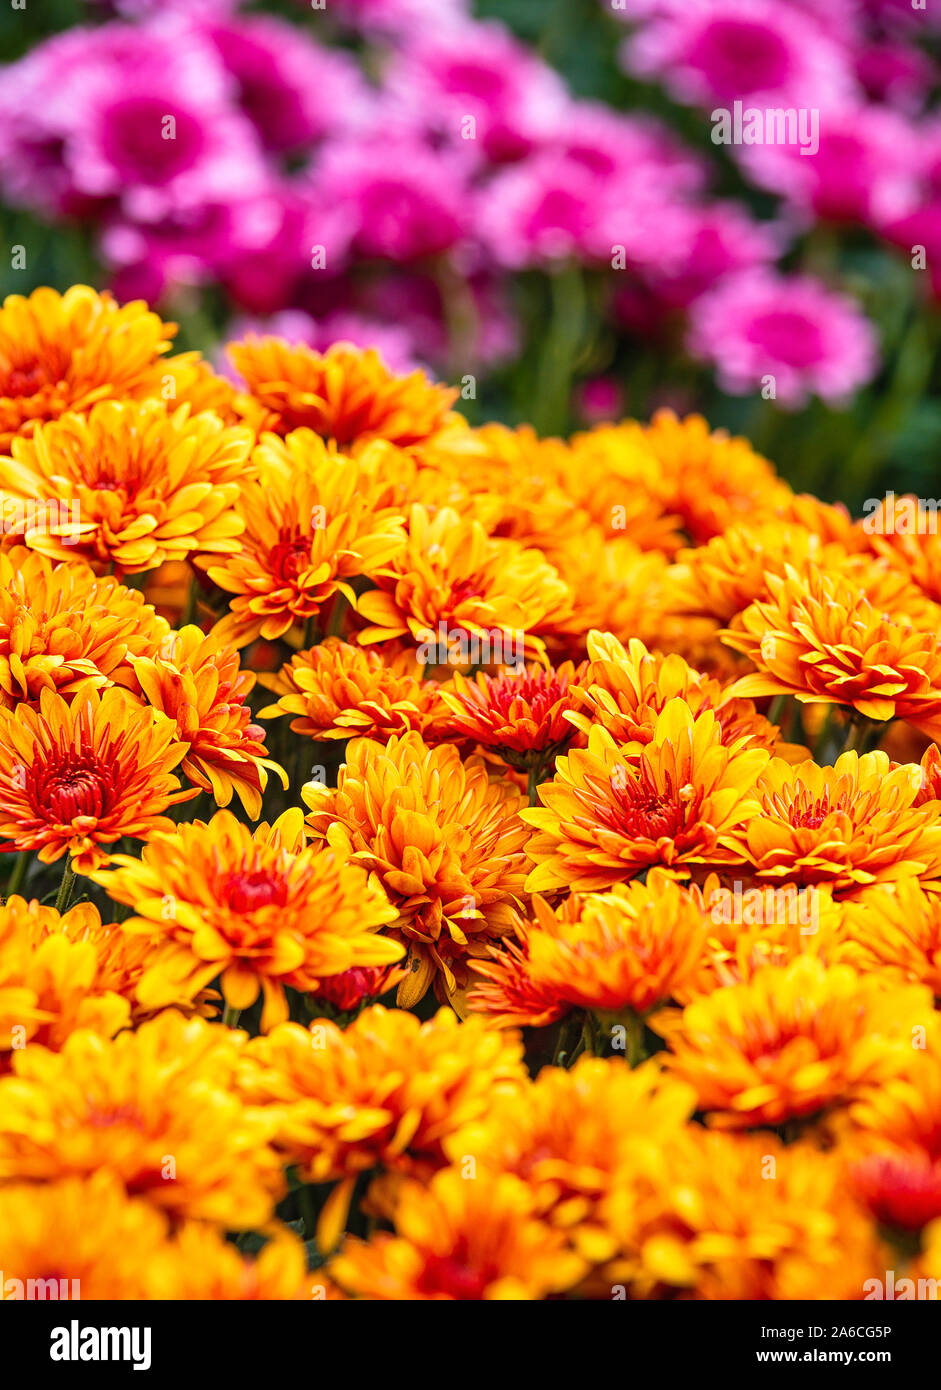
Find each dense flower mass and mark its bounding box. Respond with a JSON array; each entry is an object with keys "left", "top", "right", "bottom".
[{"left": 2, "top": 247, "right": 941, "bottom": 1302}]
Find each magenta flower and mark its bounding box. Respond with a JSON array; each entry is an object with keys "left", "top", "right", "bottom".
[
  {"left": 686, "top": 269, "right": 879, "bottom": 408},
  {"left": 385, "top": 19, "right": 567, "bottom": 163},
  {"left": 636, "top": 201, "right": 782, "bottom": 310},
  {"left": 26, "top": 19, "right": 270, "bottom": 223},
  {"left": 202, "top": 17, "right": 371, "bottom": 154},
  {"left": 311, "top": 135, "right": 469, "bottom": 262},
  {"left": 737, "top": 106, "right": 924, "bottom": 228},
  {"left": 623, "top": 0, "right": 858, "bottom": 110}
]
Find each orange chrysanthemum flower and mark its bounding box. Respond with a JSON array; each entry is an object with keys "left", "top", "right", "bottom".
[
  {"left": 652, "top": 958, "right": 933, "bottom": 1129},
  {"left": 0, "top": 546, "right": 168, "bottom": 709},
  {"left": 1, "top": 400, "right": 253, "bottom": 574},
  {"left": 258, "top": 637, "right": 435, "bottom": 741},
  {"left": 0, "top": 685, "right": 193, "bottom": 870},
  {"left": 239, "top": 1007, "right": 525, "bottom": 1191},
  {"left": 356, "top": 503, "right": 571, "bottom": 666},
  {"left": 523, "top": 699, "right": 769, "bottom": 893},
  {"left": 849, "top": 1151, "right": 941, "bottom": 1234},
  {"left": 570, "top": 632, "right": 787, "bottom": 756},
  {"left": 207, "top": 431, "right": 406, "bottom": 646},
  {"left": 434, "top": 660, "right": 587, "bottom": 768},
  {"left": 663, "top": 520, "right": 831, "bottom": 624},
  {"left": 522, "top": 870, "right": 709, "bottom": 1017},
  {"left": 0, "top": 896, "right": 131, "bottom": 1060},
  {"left": 724, "top": 562, "right": 941, "bottom": 734},
  {"left": 229, "top": 338, "right": 458, "bottom": 447},
  {"left": 0, "top": 1010, "right": 283, "bottom": 1225},
  {"left": 916, "top": 743, "right": 941, "bottom": 805},
  {"left": 149, "top": 1223, "right": 312, "bottom": 1301},
  {"left": 329, "top": 1168, "right": 587, "bottom": 1301},
  {"left": 0, "top": 285, "right": 192, "bottom": 451},
  {"left": 563, "top": 426, "right": 685, "bottom": 554},
  {"left": 303, "top": 733, "right": 530, "bottom": 1005},
  {"left": 0, "top": 1172, "right": 173, "bottom": 1300},
  {"left": 130, "top": 623, "right": 286, "bottom": 817},
  {"left": 838, "top": 881, "right": 941, "bottom": 993},
  {"left": 865, "top": 494, "right": 941, "bottom": 606},
  {"left": 745, "top": 752, "right": 941, "bottom": 894},
  {"left": 640, "top": 409, "right": 792, "bottom": 543},
  {"left": 467, "top": 913, "right": 572, "bottom": 1031},
  {"left": 447, "top": 1056, "right": 696, "bottom": 1270},
  {"left": 91, "top": 808, "right": 402, "bottom": 1031},
  {"left": 604, "top": 1130, "right": 884, "bottom": 1300}
]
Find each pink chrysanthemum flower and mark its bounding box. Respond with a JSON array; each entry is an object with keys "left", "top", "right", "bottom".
[
  {"left": 623, "top": 0, "right": 858, "bottom": 111},
  {"left": 385, "top": 19, "right": 567, "bottom": 163},
  {"left": 202, "top": 16, "right": 371, "bottom": 154},
  {"left": 737, "top": 105, "right": 923, "bottom": 228},
  {"left": 686, "top": 270, "right": 879, "bottom": 408}
]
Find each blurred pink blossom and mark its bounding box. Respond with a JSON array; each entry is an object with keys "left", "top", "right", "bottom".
[{"left": 686, "top": 269, "right": 879, "bottom": 407}]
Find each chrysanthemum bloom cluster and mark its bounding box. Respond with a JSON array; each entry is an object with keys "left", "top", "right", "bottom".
[{"left": 3, "top": 287, "right": 941, "bottom": 1300}]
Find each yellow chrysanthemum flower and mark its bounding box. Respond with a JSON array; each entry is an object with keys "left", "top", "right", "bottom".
[
  {"left": 0, "top": 400, "right": 253, "bottom": 574},
  {"left": 0, "top": 1010, "right": 283, "bottom": 1224},
  {"left": 603, "top": 1130, "right": 885, "bottom": 1300},
  {"left": 91, "top": 808, "right": 402, "bottom": 1031},
  {"left": 207, "top": 431, "right": 407, "bottom": 646},
  {"left": 329, "top": 1168, "right": 587, "bottom": 1301},
  {"left": 523, "top": 698, "right": 770, "bottom": 893},
  {"left": 725, "top": 562, "right": 941, "bottom": 734},
  {"left": 0, "top": 546, "right": 168, "bottom": 710},
  {"left": 258, "top": 637, "right": 435, "bottom": 742},
  {"left": 356, "top": 503, "right": 571, "bottom": 666},
  {"left": 238, "top": 1006, "right": 526, "bottom": 1189},
  {"left": 229, "top": 338, "right": 458, "bottom": 447},
  {"left": 0, "top": 285, "right": 193, "bottom": 450},
  {"left": 745, "top": 751, "right": 941, "bottom": 894},
  {"left": 652, "top": 957, "right": 934, "bottom": 1129},
  {"left": 303, "top": 732, "right": 530, "bottom": 1005},
  {"left": 838, "top": 881, "right": 941, "bottom": 993}
]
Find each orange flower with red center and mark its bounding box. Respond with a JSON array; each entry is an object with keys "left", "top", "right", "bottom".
[
  {"left": 258, "top": 637, "right": 435, "bottom": 742},
  {"left": 0, "top": 546, "right": 168, "bottom": 710},
  {"left": 523, "top": 698, "right": 769, "bottom": 893},
  {"left": 570, "top": 632, "right": 787, "bottom": 755},
  {"left": 207, "top": 431, "right": 407, "bottom": 646},
  {"left": 91, "top": 808, "right": 402, "bottom": 1030},
  {"left": 0, "top": 285, "right": 193, "bottom": 450},
  {"left": 745, "top": 752, "right": 941, "bottom": 894},
  {"left": 916, "top": 743, "right": 941, "bottom": 806},
  {"left": 229, "top": 338, "right": 458, "bottom": 447},
  {"left": 329, "top": 1168, "right": 587, "bottom": 1301},
  {"left": 652, "top": 957, "right": 932, "bottom": 1129},
  {"left": 849, "top": 1151, "right": 941, "bottom": 1233},
  {"left": 435, "top": 660, "right": 587, "bottom": 768},
  {"left": 468, "top": 919, "right": 571, "bottom": 1031},
  {"left": 303, "top": 732, "right": 530, "bottom": 1005},
  {"left": 0, "top": 685, "right": 193, "bottom": 870},
  {"left": 1, "top": 400, "right": 253, "bottom": 574},
  {"left": 356, "top": 504, "right": 571, "bottom": 666},
  {"left": 130, "top": 623, "right": 287, "bottom": 818},
  {"left": 724, "top": 562, "right": 941, "bottom": 734}
]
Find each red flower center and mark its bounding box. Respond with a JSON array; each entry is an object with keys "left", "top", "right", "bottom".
[
  {"left": 417, "top": 1251, "right": 493, "bottom": 1300},
  {"left": 222, "top": 868, "right": 289, "bottom": 915},
  {"left": 30, "top": 754, "right": 113, "bottom": 823},
  {"left": 271, "top": 534, "right": 310, "bottom": 585}
]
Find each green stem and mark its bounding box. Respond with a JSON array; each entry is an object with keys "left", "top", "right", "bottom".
[
  {"left": 623, "top": 1011, "right": 647, "bottom": 1069},
  {"left": 532, "top": 262, "right": 587, "bottom": 437},
  {"left": 552, "top": 1010, "right": 583, "bottom": 1068},
  {"left": 4, "top": 850, "right": 30, "bottom": 900},
  {"left": 842, "top": 718, "right": 874, "bottom": 757},
  {"left": 326, "top": 593, "right": 349, "bottom": 640},
  {"left": 222, "top": 1003, "right": 242, "bottom": 1029},
  {"left": 55, "top": 858, "right": 76, "bottom": 915}
]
